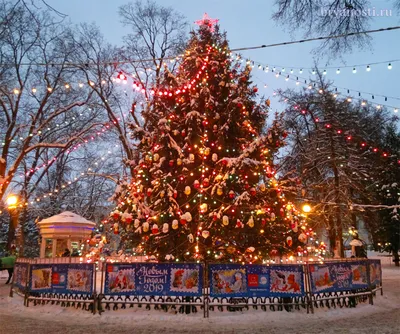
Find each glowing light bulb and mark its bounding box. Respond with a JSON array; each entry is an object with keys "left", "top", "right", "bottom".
[
  {"left": 388, "top": 63, "right": 392, "bottom": 70},
  {"left": 366, "top": 65, "right": 371, "bottom": 71},
  {"left": 352, "top": 67, "right": 357, "bottom": 73},
  {"left": 336, "top": 69, "right": 340, "bottom": 74}
]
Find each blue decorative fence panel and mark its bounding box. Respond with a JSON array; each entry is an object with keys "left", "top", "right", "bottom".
[
  {"left": 369, "top": 259, "right": 382, "bottom": 286},
  {"left": 209, "top": 264, "right": 305, "bottom": 298},
  {"left": 13, "top": 262, "right": 29, "bottom": 292},
  {"left": 30, "top": 263, "right": 94, "bottom": 295},
  {"left": 104, "top": 262, "right": 203, "bottom": 297},
  {"left": 309, "top": 261, "right": 369, "bottom": 293}
]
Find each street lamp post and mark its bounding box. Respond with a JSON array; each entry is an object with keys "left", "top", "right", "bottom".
[{"left": 5, "top": 195, "right": 21, "bottom": 255}]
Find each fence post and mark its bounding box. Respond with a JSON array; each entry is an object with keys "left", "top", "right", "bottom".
[
  {"left": 305, "top": 262, "right": 314, "bottom": 314},
  {"left": 92, "top": 263, "right": 97, "bottom": 315},
  {"left": 203, "top": 261, "right": 209, "bottom": 318},
  {"left": 366, "top": 259, "right": 374, "bottom": 305}
]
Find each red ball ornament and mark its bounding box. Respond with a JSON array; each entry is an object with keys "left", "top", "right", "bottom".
[
  {"left": 229, "top": 190, "right": 235, "bottom": 199},
  {"left": 169, "top": 160, "right": 174, "bottom": 167},
  {"left": 151, "top": 224, "right": 159, "bottom": 234},
  {"left": 180, "top": 218, "right": 187, "bottom": 225},
  {"left": 236, "top": 220, "right": 243, "bottom": 228},
  {"left": 113, "top": 212, "right": 120, "bottom": 220},
  {"left": 253, "top": 87, "right": 258, "bottom": 93},
  {"left": 261, "top": 218, "right": 266, "bottom": 226},
  {"left": 194, "top": 180, "right": 200, "bottom": 189},
  {"left": 203, "top": 178, "right": 210, "bottom": 187},
  {"left": 250, "top": 187, "right": 256, "bottom": 196},
  {"left": 147, "top": 188, "right": 153, "bottom": 197},
  {"left": 221, "top": 159, "right": 228, "bottom": 166},
  {"left": 237, "top": 102, "right": 243, "bottom": 109},
  {"left": 173, "top": 190, "right": 178, "bottom": 199},
  {"left": 181, "top": 129, "right": 186, "bottom": 137},
  {"left": 125, "top": 216, "right": 132, "bottom": 224},
  {"left": 282, "top": 131, "right": 288, "bottom": 138}
]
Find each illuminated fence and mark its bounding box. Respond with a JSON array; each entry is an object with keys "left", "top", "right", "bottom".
[{"left": 10, "top": 259, "right": 382, "bottom": 317}]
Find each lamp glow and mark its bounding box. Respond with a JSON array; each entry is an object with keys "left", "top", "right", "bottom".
[{"left": 302, "top": 204, "right": 311, "bottom": 213}]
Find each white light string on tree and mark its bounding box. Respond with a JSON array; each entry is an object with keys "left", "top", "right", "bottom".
[{"left": 12, "top": 145, "right": 121, "bottom": 207}]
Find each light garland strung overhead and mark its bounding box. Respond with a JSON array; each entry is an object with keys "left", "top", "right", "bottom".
[
  {"left": 241, "top": 57, "right": 400, "bottom": 76},
  {"left": 256, "top": 66, "right": 399, "bottom": 114}
]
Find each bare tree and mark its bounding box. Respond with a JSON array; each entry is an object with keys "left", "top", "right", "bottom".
[{"left": 272, "top": 0, "right": 400, "bottom": 57}]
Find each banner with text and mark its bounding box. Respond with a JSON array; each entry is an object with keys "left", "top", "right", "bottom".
[
  {"left": 104, "top": 263, "right": 203, "bottom": 296},
  {"left": 209, "top": 264, "right": 305, "bottom": 298},
  {"left": 309, "top": 261, "right": 369, "bottom": 293},
  {"left": 29, "top": 263, "right": 94, "bottom": 295}
]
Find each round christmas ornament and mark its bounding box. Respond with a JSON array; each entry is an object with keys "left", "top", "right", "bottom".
[
  {"left": 152, "top": 224, "right": 159, "bottom": 234},
  {"left": 270, "top": 212, "right": 276, "bottom": 221},
  {"left": 204, "top": 147, "right": 211, "bottom": 156},
  {"left": 184, "top": 186, "right": 191, "bottom": 196},
  {"left": 125, "top": 215, "right": 133, "bottom": 224},
  {"left": 212, "top": 153, "right": 218, "bottom": 162},
  {"left": 202, "top": 230, "right": 210, "bottom": 238},
  {"left": 147, "top": 188, "right": 153, "bottom": 196},
  {"left": 162, "top": 223, "right": 169, "bottom": 233},
  {"left": 286, "top": 236, "right": 293, "bottom": 247},
  {"left": 173, "top": 190, "right": 178, "bottom": 199},
  {"left": 253, "top": 87, "right": 258, "bottom": 93},
  {"left": 143, "top": 222, "right": 149, "bottom": 233},
  {"left": 181, "top": 129, "right": 186, "bottom": 137},
  {"left": 112, "top": 211, "right": 120, "bottom": 220},
  {"left": 194, "top": 180, "right": 200, "bottom": 189},
  {"left": 153, "top": 153, "right": 160, "bottom": 162},
  {"left": 169, "top": 159, "right": 174, "bottom": 167},
  {"left": 172, "top": 219, "right": 179, "bottom": 230},
  {"left": 229, "top": 190, "right": 235, "bottom": 199},
  {"left": 250, "top": 187, "right": 256, "bottom": 196},
  {"left": 236, "top": 219, "right": 244, "bottom": 228},
  {"left": 222, "top": 215, "right": 229, "bottom": 226},
  {"left": 177, "top": 158, "right": 182, "bottom": 166},
  {"left": 217, "top": 186, "right": 223, "bottom": 196},
  {"left": 203, "top": 178, "right": 210, "bottom": 187},
  {"left": 298, "top": 233, "right": 307, "bottom": 244}
]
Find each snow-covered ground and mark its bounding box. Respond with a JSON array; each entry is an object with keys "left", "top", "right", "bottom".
[{"left": 0, "top": 254, "right": 399, "bottom": 334}]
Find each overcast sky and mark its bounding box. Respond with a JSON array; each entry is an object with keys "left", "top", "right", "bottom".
[{"left": 46, "top": 0, "right": 400, "bottom": 113}]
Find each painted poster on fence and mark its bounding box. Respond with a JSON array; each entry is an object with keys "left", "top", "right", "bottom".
[
  {"left": 269, "top": 265, "right": 305, "bottom": 297},
  {"left": 30, "top": 264, "right": 53, "bottom": 292},
  {"left": 13, "top": 263, "right": 29, "bottom": 292},
  {"left": 105, "top": 263, "right": 136, "bottom": 295},
  {"left": 369, "top": 260, "right": 382, "bottom": 286},
  {"left": 104, "top": 263, "right": 203, "bottom": 296},
  {"left": 209, "top": 264, "right": 248, "bottom": 297},
  {"left": 30, "top": 264, "right": 94, "bottom": 294},
  {"left": 309, "top": 263, "right": 354, "bottom": 293},
  {"left": 350, "top": 261, "right": 368, "bottom": 288},
  {"left": 65, "top": 264, "right": 94, "bottom": 294},
  {"left": 246, "top": 265, "right": 269, "bottom": 297}
]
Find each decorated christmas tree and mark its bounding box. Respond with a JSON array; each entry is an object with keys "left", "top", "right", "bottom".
[{"left": 110, "top": 16, "right": 312, "bottom": 263}]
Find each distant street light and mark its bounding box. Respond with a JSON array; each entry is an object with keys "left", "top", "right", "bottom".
[
  {"left": 302, "top": 204, "right": 312, "bottom": 213},
  {"left": 5, "top": 194, "right": 21, "bottom": 254},
  {"left": 6, "top": 195, "right": 18, "bottom": 209}
]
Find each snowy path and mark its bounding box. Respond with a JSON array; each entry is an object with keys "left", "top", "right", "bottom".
[{"left": 0, "top": 265, "right": 399, "bottom": 334}]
